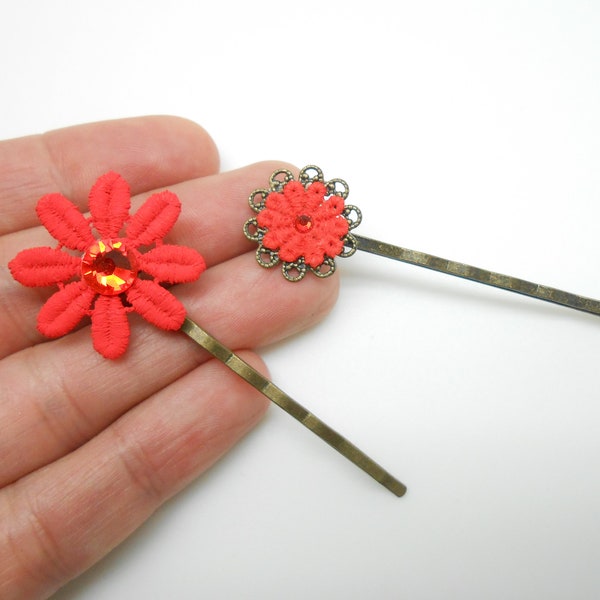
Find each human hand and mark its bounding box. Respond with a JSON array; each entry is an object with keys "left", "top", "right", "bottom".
[{"left": 0, "top": 116, "right": 339, "bottom": 599}]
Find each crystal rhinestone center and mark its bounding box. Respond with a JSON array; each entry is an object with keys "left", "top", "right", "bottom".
[
  {"left": 294, "top": 214, "right": 313, "bottom": 233},
  {"left": 81, "top": 239, "right": 138, "bottom": 296}
]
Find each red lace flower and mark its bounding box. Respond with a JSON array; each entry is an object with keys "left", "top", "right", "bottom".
[
  {"left": 244, "top": 165, "right": 361, "bottom": 281},
  {"left": 9, "top": 172, "right": 205, "bottom": 359}
]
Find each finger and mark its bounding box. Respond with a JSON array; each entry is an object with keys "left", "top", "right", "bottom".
[
  {"left": 0, "top": 251, "right": 339, "bottom": 487},
  {"left": 0, "top": 161, "right": 287, "bottom": 358},
  {"left": 0, "top": 115, "right": 219, "bottom": 235},
  {"left": 0, "top": 351, "right": 269, "bottom": 599}
]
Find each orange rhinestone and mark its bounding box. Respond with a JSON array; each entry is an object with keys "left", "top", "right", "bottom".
[
  {"left": 81, "top": 239, "right": 138, "bottom": 296},
  {"left": 294, "top": 214, "right": 313, "bottom": 233}
]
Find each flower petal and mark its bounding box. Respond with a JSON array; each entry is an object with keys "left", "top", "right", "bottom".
[
  {"left": 126, "top": 279, "right": 186, "bottom": 330},
  {"left": 283, "top": 181, "right": 311, "bottom": 213},
  {"left": 306, "top": 182, "right": 328, "bottom": 210},
  {"left": 126, "top": 190, "right": 181, "bottom": 246},
  {"left": 262, "top": 230, "right": 284, "bottom": 251},
  {"left": 305, "top": 250, "right": 326, "bottom": 268},
  {"left": 308, "top": 181, "right": 328, "bottom": 197},
  {"left": 279, "top": 232, "right": 308, "bottom": 263},
  {"left": 88, "top": 172, "right": 131, "bottom": 238},
  {"left": 37, "top": 281, "right": 95, "bottom": 338},
  {"left": 264, "top": 191, "right": 286, "bottom": 213},
  {"left": 321, "top": 237, "right": 344, "bottom": 259},
  {"left": 137, "top": 245, "right": 206, "bottom": 283},
  {"left": 322, "top": 194, "right": 345, "bottom": 216},
  {"left": 332, "top": 215, "right": 350, "bottom": 236},
  {"left": 91, "top": 295, "right": 130, "bottom": 359},
  {"left": 36, "top": 194, "right": 95, "bottom": 251},
  {"left": 9, "top": 247, "right": 80, "bottom": 287},
  {"left": 256, "top": 206, "right": 277, "bottom": 228}
]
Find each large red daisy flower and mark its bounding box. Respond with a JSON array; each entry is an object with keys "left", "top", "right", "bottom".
[
  {"left": 9, "top": 172, "right": 205, "bottom": 359},
  {"left": 244, "top": 165, "right": 361, "bottom": 281}
]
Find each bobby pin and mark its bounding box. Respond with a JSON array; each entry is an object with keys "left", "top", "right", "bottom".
[
  {"left": 244, "top": 165, "right": 600, "bottom": 317},
  {"left": 8, "top": 171, "right": 407, "bottom": 497}
]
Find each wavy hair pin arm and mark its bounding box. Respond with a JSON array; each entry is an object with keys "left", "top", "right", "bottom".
[
  {"left": 180, "top": 317, "right": 407, "bottom": 497},
  {"left": 350, "top": 234, "right": 600, "bottom": 317}
]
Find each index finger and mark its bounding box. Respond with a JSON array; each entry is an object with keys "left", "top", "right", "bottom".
[{"left": 0, "top": 115, "right": 220, "bottom": 235}]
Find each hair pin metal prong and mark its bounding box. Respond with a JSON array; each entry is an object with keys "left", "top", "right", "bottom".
[
  {"left": 180, "top": 317, "right": 407, "bottom": 497},
  {"left": 350, "top": 234, "right": 600, "bottom": 316}
]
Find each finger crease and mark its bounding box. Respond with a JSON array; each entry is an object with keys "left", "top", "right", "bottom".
[
  {"left": 39, "top": 132, "right": 72, "bottom": 201},
  {"left": 27, "top": 346, "right": 95, "bottom": 452},
  {"left": 110, "top": 422, "right": 166, "bottom": 503},
  {"left": 2, "top": 487, "right": 71, "bottom": 592}
]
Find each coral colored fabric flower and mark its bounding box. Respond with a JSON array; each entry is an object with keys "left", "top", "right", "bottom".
[
  {"left": 258, "top": 180, "right": 349, "bottom": 268},
  {"left": 244, "top": 166, "right": 361, "bottom": 281},
  {"left": 9, "top": 172, "right": 205, "bottom": 359}
]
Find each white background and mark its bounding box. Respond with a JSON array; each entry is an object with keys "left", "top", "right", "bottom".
[{"left": 3, "top": 1, "right": 600, "bottom": 598}]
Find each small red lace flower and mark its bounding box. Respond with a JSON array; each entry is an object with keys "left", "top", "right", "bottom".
[
  {"left": 244, "top": 165, "right": 361, "bottom": 281},
  {"left": 9, "top": 172, "right": 205, "bottom": 359}
]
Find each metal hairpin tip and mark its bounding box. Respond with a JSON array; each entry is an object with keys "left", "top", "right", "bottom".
[
  {"left": 180, "top": 317, "right": 406, "bottom": 497},
  {"left": 350, "top": 234, "right": 600, "bottom": 317}
]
